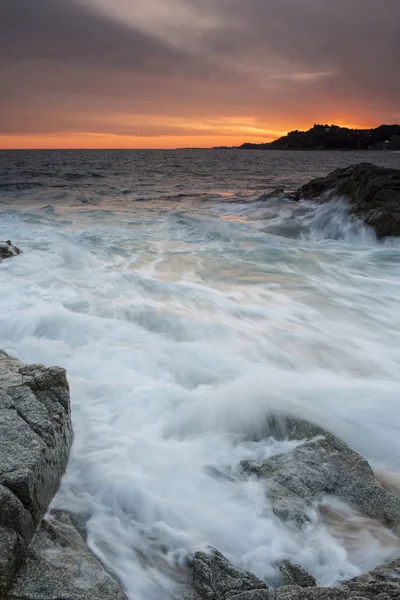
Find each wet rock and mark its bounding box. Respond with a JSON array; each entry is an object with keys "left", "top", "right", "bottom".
[
  {"left": 0, "top": 352, "right": 72, "bottom": 594},
  {"left": 0, "top": 352, "right": 128, "bottom": 599},
  {"left": 345, "top": 556, "right": 400, "bottom": 599},
  {"left": 0, "top": 241, "right": 22, "bottom": 260},
  {"left": 274, "top": 587, "right": 357, "bottom": 599},
  {"left": 294, "top": 163, "right": 400, "bottom": 238},
  {"left": 7, "top": 510, "right": 128, "bottom": 600},
  {"left": 186, "top": 549, "right": 400, "bottom": 600},
  {"left": 185, "top": 549, "right": 271, "bottom": 600},
  {"left": 186, "top": 417, "right": 400, "bottom": 600},
  {"left": 241, "top": 416, "right": 400, "bottom": 528},
  {"left": 278, "top": 561, "right": 317, "bottom": 588}
]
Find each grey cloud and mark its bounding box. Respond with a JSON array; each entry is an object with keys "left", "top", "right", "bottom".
[
  {"left": 0, "top": 0, "right": 399, "bottom": 138},
  {"left": 1, "top": 0, "right": 193, "bottom": 73}
]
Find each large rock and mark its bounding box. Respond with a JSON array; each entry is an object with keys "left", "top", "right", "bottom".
[
  {"left": 294, "top": 163, "right": 400, "bottom": 238},
  {"left": 185, "top": 417, "right": 400, "bottom": 600},
  {"left": 0, "top": 352, "right": 72, "bottom": 593},
  {"left": 0, "top": 352, "right": 128, "bottom": 600},
  {"left": 186, "top": 549, "right": 400, "bottom": 600},
  {"left": 0, "top": 241, "right": 22, "bottom": 260},
  {"left": 241, "top": 416, "right": 400, "bottom": 528}
]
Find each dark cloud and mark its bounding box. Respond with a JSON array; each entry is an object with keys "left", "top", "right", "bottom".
[{"left": 0, "top": 0, "right": 399, "bottom": 142}]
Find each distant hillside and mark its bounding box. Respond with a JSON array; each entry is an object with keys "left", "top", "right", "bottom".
[{"left": 238, "top": 124, "right": 400, "bottom": 150}]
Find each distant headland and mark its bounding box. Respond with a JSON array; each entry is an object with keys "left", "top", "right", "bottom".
[{"left": 213, "top": 124, "right": 400, "bottom": 151}]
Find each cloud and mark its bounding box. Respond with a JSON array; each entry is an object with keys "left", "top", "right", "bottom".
[{"left": 0, "top": 0, "right": 399, "bottom": 145}]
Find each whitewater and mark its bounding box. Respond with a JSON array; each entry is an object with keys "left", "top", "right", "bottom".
[{"left": 1, "top": 149, "right": 400, "bottom": 599}]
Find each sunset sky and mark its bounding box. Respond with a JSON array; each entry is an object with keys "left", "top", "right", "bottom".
[{"left": 1, "top": 0, "right": 399, "bottom": 149}]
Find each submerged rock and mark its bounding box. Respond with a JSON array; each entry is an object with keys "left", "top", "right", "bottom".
[
  {"left": 0, "top": 241, "right": 22, "bottom": 260},
  {"left": 185, "top": 416, "right": 400, "bottom": 600},
  {"left": 241, "top": 416, "right": 400, "bottom": 527},
  {"left": 294, "top": 163, "right": 400, "bottom": 238}
]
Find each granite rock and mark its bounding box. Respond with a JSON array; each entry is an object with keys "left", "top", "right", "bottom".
[{"left": 0, "top": 352, "right": 72, "bottom": 594}]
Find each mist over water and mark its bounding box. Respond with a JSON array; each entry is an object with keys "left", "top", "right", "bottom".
[{"left": 1, "top": 150, "right": 400, "bottom": 599}]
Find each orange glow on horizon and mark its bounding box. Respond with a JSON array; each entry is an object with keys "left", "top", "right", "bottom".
[
  {"left": 0, "top": 119, "right": 378, "bottom": 150},
  {"left": 0, "top": 132, "right": 278, "bottom": 150}
]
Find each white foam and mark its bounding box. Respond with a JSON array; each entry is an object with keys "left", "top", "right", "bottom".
[{"left": 1, "top": 199, "right": 400, "bottom": 598}]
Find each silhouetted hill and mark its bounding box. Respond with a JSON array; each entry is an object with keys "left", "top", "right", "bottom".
[{"left": 238, "top": 124, "right": 400, "bottom": 150}]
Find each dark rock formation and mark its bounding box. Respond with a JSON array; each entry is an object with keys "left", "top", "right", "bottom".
[
  {"left": 0, "top": 352, "right": 127, "bottom": 600},
  {"left": 241, "top": 416, "right": 400, "bottom": 527},
  {"left": 241, "top": 123, "right": 400, "bottom": 151},
  {"left": 0, "top": 241, "right": 22, "bottom": 260},
  {"left": 294, "top": 163, "right": 400, "bottom": 238}
]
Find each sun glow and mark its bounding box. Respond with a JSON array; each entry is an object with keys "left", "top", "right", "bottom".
[{"left": 0, "top": 114, "right": 377, "bottom": 150}]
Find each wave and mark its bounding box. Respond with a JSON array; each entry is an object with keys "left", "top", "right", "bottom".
[{"left": 227, "top": 193, "right": 379, "bottom": 245}]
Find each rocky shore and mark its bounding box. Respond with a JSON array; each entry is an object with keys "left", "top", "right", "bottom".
[
  {"left": 0, "top": 351, "right": 128, "bottom": 599},
  {"left": 1, "top": 350, "right": 400, "bottom": 600},
  {"left": 1, "top": 162, "right": 400, "bottom": 598},
  {"left": 184, "top": 417, "right": 400, "bottom": 599}
]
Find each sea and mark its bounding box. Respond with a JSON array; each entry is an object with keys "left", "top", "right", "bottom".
[{"left": 1, "top": 149, "right": 400, "bottom": 599}]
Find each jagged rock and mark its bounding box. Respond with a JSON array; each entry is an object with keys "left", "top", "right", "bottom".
[
  {"left": 0, "top": 352, "right": 72, "bottom": 594},
  {"left": 185, "top": 549, "right": 271, "bottom": 600},
  {"left": 345, "top": 556, "right": 400, "bottom": 599},
  {"left": 0, "top": 352, "right": 128, "bottom": 599},
  {"left": 278, "top": 561, "right": 317, "bottom": 588},
  {"left": 0, "top": 241, "right": 22, "bottom": 260},
  {"left": 294, "top": 163, "right": 400, "bottom": 238},
  {"left": 186, "top": 550, "right": 400, "bottom": 600},
  {"left": 7, "top": 510, "right": 128, "bottom": 600},
  {"left": 241, "top": 415, "right": 400, "bottom": 528}
]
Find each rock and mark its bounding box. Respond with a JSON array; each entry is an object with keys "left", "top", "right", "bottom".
[
  {"left": 0, "top": 241, "right": 22, "bottom": 260},
  {"left": 241, "top": 415, "right": 400, "bottom": 528},
  {"left": 184, "top": 549, "right": 271, "bottom": 600},
  {"left": 0, "top": 352, "right": 128, "bottom": 599},
  {"left": 345, "top": 556, "right": 400, "bottom": 600},
  {"left": 186, "top": 549, "right": 400, "bottom": 600},
  {"left": 294, "top": 163, "right": 400, "bottom": 238},
  {"left": 185, "top": 417, "right": 400, "bottom": 600},
  {"left": 7, "top": 510, "right": 128, "bottom": 600},
  {"left": 278, "top": 561, "right": 317, "bottom": 588},
  {"left": 0, "top": 352, "right": 73, "bottom": 594}
]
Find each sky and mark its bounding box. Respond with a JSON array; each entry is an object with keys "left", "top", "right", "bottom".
[{"left": 1, "top": 0, "right": 399, "bottom": 149}]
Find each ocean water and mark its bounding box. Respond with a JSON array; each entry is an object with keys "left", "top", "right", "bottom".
[{"left": 1, "top": 149, "right": 400, "bottom": 598}]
